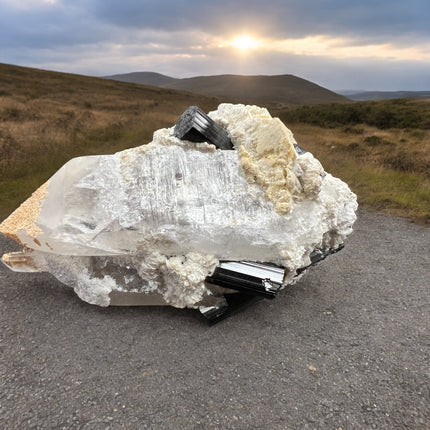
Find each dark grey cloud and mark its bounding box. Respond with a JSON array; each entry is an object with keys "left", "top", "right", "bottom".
[
  {"left": 1, "top": 0, "right": 429, "bottom": 50},
  {"left": 0, "top": 0, "right": 429, "bottom": 90},
  {"left": 0, "top": 2, "right": 105, "bottom": 48},
  {"left": 86, "top": 0, "right": 430, "bottom": 40}
]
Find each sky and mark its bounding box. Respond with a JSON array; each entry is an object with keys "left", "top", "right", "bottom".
[{"left": 1, "top": 0, "right": 429, "bottom": 91}]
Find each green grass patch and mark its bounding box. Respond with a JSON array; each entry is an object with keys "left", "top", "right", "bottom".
[
  {"left": 278, "top": 99, "right": 430, "bottom": 129},
  {"left": 320, "top": 159, "right": 430, "bottom": 220}
]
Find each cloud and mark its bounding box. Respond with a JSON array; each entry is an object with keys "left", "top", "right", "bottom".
[
  {"left": 264, "top": 35, "right": 430, "bottom": 62},
  {"left": 84, "top": 0, "right": 430, "bottom": 40},
  {"left": 2, "top": 0, "right": 429, "bottom": 47},
  {"left": 0, "top": 0, "right": 429, "bottom": 90},
  {"left": 1, "top": 0, "right": 58, "bottom": 10}
]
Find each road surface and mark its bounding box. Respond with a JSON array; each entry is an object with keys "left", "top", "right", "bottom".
[{"left": 1, "top": 208, "right": 429, "bottom": 429}]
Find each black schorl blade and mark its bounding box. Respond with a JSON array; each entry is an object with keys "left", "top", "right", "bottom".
[
  {"left": 199, "top": 293, "right": 264, "bottom": 325},
  {"left": 295, "top": 244, "right": 345, "bottom": 277},
  {"left": 200, "top": 261, "right": 285, "bottom": 324},
  {"left": 205, "top": 261, "right": 285, "bottom": 299},
  {"left": 173, "top": 106, "right": 234, "bottom": 150}
]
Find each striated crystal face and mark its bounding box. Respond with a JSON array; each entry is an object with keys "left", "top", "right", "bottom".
[{"left": 0, "top": 104, "right": 358, "bottom": 309}]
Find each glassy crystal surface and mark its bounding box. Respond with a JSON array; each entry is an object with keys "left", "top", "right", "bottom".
[{"left": 0, "top": 104, "right": 358, "bottom": 309}]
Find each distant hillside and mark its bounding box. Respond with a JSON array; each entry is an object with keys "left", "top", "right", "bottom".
[
  {"left": 1, "top": 63, "right": 429, "bottom": 223},
  {"left": 340, "top": 90, "right": 430, "bottom": 101},
  {"left": 0, "top": 63, "right": 221, "bottom": 219},
  {"left": 104, "top": 73, "right": 347, "bottom": 106},
  {"left": 104, "top": 71, "right": 179, "bottom": 87}
]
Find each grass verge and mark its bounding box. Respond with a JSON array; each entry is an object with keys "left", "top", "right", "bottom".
[
  {"left": 287, "top": 123, "right": 430, "bottom": 223},
  {"left": 1, "top": 63, "right": 429, "bottom": 224}
]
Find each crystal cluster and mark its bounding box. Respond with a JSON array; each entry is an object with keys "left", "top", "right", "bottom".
[{"left": 0, "top": 104, "right": 358, "bottom": 315}]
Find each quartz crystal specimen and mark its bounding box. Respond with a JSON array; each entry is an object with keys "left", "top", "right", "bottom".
[{"left": 0, "top": 104, "right": 358, "bottom": 319}]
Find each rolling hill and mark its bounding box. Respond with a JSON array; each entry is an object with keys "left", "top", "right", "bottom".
[
  {"left": 339, "top": 90, "right": 430, "bottom": 101},
  {"left": 0, "top": 62, "right": 221, "bottom": 219},
  {"left": 104, "top": 72, "right": 347, "bottom": 106},
  {"left": 1, "top": 62, "right": 429, "bottom": 223},
  {"left": 104, "top": 71, "right": 179, "bottom": 87}
]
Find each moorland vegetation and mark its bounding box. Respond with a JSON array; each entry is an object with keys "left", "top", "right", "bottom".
[{"left": 0, "top": 63, "right": 429, "bottom": 223}]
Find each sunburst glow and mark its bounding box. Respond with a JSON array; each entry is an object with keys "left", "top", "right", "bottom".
[{"left": 231, "top": 35, "right": 260, "bottom": 50}]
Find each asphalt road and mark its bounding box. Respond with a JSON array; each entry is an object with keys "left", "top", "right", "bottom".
[{"left": 1, "top": 208, "right": 429, "bottom": 430}]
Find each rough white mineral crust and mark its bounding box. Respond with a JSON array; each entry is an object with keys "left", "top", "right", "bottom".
[{"left": 0, "top": 104, "right": 358, "bottom": 308}]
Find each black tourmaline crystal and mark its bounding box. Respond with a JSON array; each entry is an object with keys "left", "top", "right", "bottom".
[{"left": 173, "top": 106, "right": 233, "bottom": 150}]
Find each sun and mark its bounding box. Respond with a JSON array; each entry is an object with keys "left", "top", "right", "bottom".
[{"left": 231, "top": 35, "right": 260, "bottom": 50}]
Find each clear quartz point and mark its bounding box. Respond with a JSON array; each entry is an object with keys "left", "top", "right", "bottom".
[{"left": 0, "top": 104, "right": 358, "bottom": 310}]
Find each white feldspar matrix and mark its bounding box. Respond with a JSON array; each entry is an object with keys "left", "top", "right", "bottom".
[{"left": 0, "top": 104, "right": 358, "bottom": 311}]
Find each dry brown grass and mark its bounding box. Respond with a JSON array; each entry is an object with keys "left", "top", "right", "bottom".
[
  {"left": 1, "top": 63, "right": 429, "bottom": 224},
  {"left": 289, "top": 124, "right": 430, "bottom": 176},
  {"left": 287, "top": 123, "right": 430, "bottom": 223},
  {"left": 0, "top": 63, "right": 220, "bottom": 219}
]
